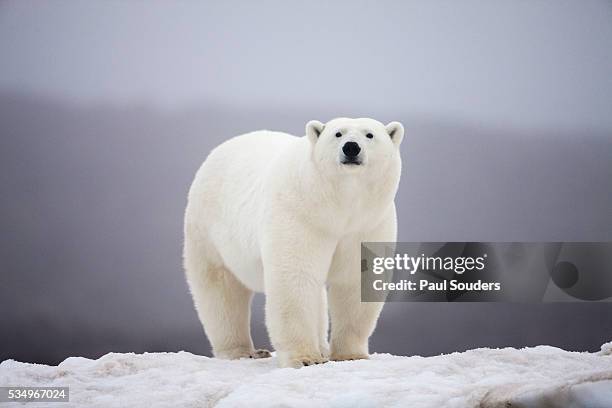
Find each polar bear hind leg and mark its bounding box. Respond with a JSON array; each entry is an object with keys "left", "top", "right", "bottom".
[{"left": 183, "top": 232, "right": 271, "bottom": 360}]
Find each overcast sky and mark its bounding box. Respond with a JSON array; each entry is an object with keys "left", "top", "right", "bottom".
[{"left": 1, "top": 0, "right": 611, "bottom": 131}]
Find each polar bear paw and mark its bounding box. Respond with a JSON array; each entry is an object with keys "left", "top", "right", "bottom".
[
  {"left": 215, "top": 347, "right": 272, "bottom": 360},
  {"left": 249, "top": 349, "right": 272, "bottom": 359},
  {"left": 331, "top": 352, "right": 369, "bottom": 362},
  {"left": 278, "top": 352, "right": 329, "bottom": 368},
  {"left": 294, "top": 355, "right": 329, "bottom": 367},
  {"left": 320, "top": 344, "right": 331, "bottom": 360}
]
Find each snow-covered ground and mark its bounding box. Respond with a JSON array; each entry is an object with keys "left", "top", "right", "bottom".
[{"left": 1, "top": 343, "right": 611, "bottom": 408}]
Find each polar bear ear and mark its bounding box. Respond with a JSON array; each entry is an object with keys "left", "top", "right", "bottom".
[
  {"left": 306, "top": 120, "right": 325, "bottom": 144},
  {"left": 386, "top": 121, "right": 404, "bottom": 146}
]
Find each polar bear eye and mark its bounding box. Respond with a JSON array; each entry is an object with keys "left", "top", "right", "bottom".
[
  {"left": 335, "top": 132, "right": 342, "bottom": 138},
  {"left": 366, "top": 133, "right": 374, "bottom": 139}
]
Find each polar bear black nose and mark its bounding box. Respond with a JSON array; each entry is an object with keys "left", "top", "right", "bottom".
[{"left": 342, "top": 141, "right": 361, "bottom": 158}]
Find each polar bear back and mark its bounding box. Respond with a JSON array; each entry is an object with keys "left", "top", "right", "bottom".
[{"left": 185, "top": 131, "right": 300, "bottom": 291}]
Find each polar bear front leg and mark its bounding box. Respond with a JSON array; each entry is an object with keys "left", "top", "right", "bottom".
[
  {"left": 318, "top": 286, "right": 330, "bottom": 359},
  {"left": 328, "top": 279, "right": 384, "bottom": 361},
  {"left": 262, "top": 224, "right": 336, "bottom": 368},
  {"left": 328, "top": 211, "right": 396, "bottom": 361}
]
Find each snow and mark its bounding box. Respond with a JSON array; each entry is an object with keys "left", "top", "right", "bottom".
[{"left": 1, "top": 343, "right": 611, "bottom": 408}]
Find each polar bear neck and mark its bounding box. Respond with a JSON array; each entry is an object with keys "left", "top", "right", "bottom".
[{"left": 277, "top": 146, "right": 401, "bottom": 234}]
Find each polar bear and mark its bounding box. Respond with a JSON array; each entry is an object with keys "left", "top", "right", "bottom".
[{"left": 183, "top": 117, "right": 403, "bottom": 368}]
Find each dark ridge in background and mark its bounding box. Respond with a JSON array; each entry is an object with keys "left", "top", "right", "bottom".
[{"left": 1, "top": 93, "right": 611, "bottom": 365}]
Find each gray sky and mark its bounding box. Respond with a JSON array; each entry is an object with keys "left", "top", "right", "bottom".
[
  {"left": 1, "top": 0, "right": 612, "bottom": 131},
  {"left": 1, "top": 1, "right": 611, "bottom": 364}
]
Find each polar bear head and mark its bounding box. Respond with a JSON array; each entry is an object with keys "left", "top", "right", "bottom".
[{"left": 305, "top": 117, "right": 403, "bottom": 176}]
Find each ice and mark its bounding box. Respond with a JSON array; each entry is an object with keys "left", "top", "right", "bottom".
[{"left": 1, "top": 344, "right": 611, "bottom": 407}]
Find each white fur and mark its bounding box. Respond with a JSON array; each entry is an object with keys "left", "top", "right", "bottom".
[{"left": 183, "top": 117, "right": 403, "bottom": 368}]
